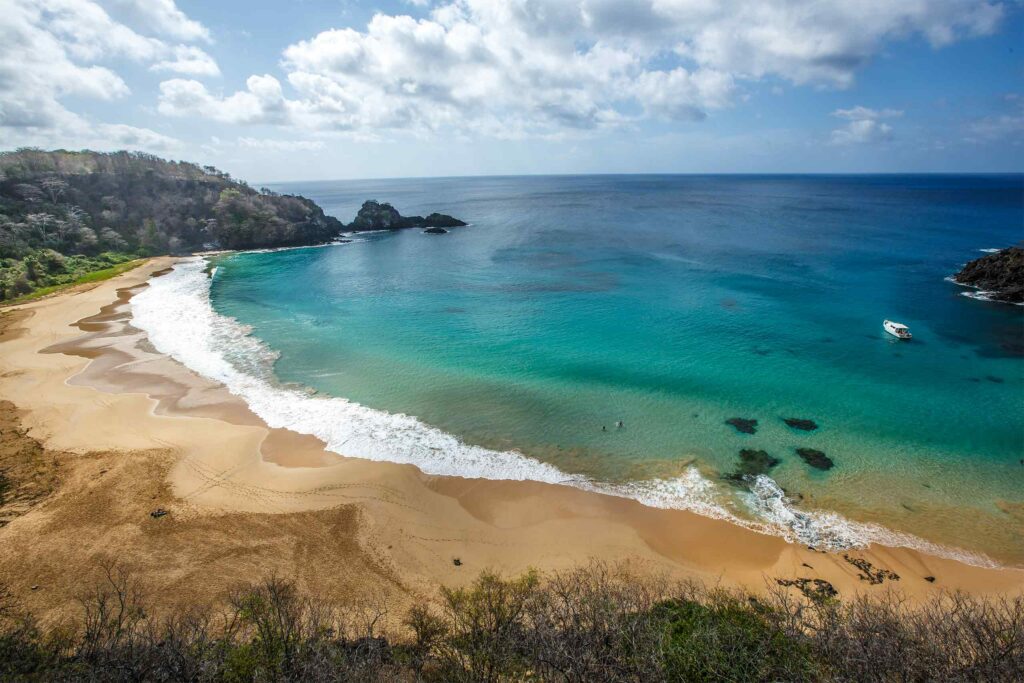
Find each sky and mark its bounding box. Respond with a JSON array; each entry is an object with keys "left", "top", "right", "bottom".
[{"left": 1, "top": 0, "right": 1022, "bottom": 182}]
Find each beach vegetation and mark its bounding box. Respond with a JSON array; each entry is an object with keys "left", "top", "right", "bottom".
[
  {"left": 0, "top": 251, "right": 144, "bottom": 303},
  {"left": 0, "top": 562, "right": 1020, "bottom": 681}
]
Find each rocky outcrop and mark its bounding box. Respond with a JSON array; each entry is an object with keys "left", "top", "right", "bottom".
[
  {"left": 348, "top": 200, "right": 466, "bottom": 232},
  {"left": 423, "top": 227, "right": 448, "bottom": 234},
  {"left": 952, "top": 247, "right": 1024, "bottom": 304},
  {"left": 784, "top": 418, "right": 818, "bottom": 431}
]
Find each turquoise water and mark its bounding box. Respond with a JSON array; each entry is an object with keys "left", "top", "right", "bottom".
[{"left": 201, "top": 175, "right": 1022, "bottom": 563}]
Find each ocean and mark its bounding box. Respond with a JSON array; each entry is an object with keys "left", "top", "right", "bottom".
[{"left": 131, "top": 175, "right": 1024, "bottom": 566}]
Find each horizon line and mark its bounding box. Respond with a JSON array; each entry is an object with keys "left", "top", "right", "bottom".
[{"left": 258, "top": 170, "right": 1024, "bottom": 186}]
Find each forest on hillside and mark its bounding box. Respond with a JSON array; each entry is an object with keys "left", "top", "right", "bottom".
[{"left": 0, "top": 150, "right": 343, "bottom": 300}]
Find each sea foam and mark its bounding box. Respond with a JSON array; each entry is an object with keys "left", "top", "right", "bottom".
[{"left": 130, "top": 256, "right": 997, "bottom": 567}]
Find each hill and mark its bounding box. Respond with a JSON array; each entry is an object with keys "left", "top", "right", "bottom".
[{"left": 0, "top": 149, "right": 345, "bottom": 300}]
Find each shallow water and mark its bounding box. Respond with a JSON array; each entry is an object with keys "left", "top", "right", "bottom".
[{"left": 138, "top": 175, "right": 1024, "bottom": 565}]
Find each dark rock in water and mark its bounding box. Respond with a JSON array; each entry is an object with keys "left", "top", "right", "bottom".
[
  {"left": 985, "top": 375, "right": 1005, "bottom": 384},
  {"left": 796, "top": 448, "right": 834, "bottom": 470},
  {"left": 784, "top": 418, "right": 818, "bottom": 431},
  {"left": 423, "top": 227, "right": 448, "bottom": 234},
  {"left": 348, "top": 200, "right": 406, "bottom": 230},
  {"left": 1001, "top": 342, "right": 1024, "bottom": 356},
  {"left": 725, "top": 417, "right": 758, "bottom": 434},
  {"left": 423, "top": 212, "right": 467, "bottom": 228},
  {"left": 348, "top": 200, "right": 466, "bottom": 232},
  {"left": 952, "top": 246, "right": 1024, "bottom": 304},
  {"left": 725, "top": 449, "right": 780, "bottom": 483}
]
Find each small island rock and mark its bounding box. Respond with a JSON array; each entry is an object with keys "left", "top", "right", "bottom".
[
  {"left": 348, "top": 200, "right": 466, "bottom": 232},
  {"left": 424, "top": 212, "right": 467, "bottom": 228}
]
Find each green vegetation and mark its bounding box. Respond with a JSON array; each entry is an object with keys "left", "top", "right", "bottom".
[
  {"left": 0, "top": 149, "right": 344, "bottom": 301},
  {"left": 0, "top": 251, "right": 143, "bottom": 303},
  {"left": 0, "top": 563, "right": 1020, "bottom": 681}
]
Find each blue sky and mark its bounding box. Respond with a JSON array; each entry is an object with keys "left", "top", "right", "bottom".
[{"left": 2, "top": 1, "right": 1022, "bottom": 182}]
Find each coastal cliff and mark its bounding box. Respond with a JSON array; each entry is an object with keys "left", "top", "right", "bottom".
[
  {"left": 0, "top": 149, "right": 343, "bottom": 254},
  {"left": 953, "top": 247, "right": 1024, "bottom": 304}
]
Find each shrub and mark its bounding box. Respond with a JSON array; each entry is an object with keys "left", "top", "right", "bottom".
[{"left": 0, "top": 562, "right": 1020, "bottom": 681}]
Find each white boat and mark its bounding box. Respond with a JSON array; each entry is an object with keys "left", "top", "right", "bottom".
[{"left": 883, "top": 320, "right": 912, "bottom": 339}]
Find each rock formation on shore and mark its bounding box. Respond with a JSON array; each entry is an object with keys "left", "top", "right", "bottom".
[
  {"left": 348, "top": 200, "right": 467, "bottom": 232},
  {"left": 952, "top": 247, "right": 1024, "bottom": 304}
]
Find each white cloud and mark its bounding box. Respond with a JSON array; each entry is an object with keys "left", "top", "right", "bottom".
[
  {"left": 101, "top": 0, "right": 212, "bottom": 43},
  {"left": 237, "top": 137, "right": 326, "bottom": 151},
  {"left": 632, "top": 68, "right": 735, "bottom": 120},
  {"left": 964, "top": 94, "right": 1024, "bottom": 144},
  {"left": 151, "top": 45, "right": 221, "bottom": 77},
  {"left": 157, "top": 0, "right": 1004, "bottom": 139},
  {"left": 159, "top": 75, "right": 291, "bottom": 125},
  {"left": 0, "top": 0, "right": 213, "bottom": 152},
  {"left": 829, "top": 106, "right": 902, "bottom": 145},
  {"left": 832, "top": 106, "right": 904, "bottom": 121},
  {"left": 967, "top": 114, "right": 1024, "bottom": 143}
]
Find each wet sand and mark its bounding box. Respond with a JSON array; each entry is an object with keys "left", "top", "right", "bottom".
[{"left": 1, "top": 258, "right": 1021, "bottom": 623}]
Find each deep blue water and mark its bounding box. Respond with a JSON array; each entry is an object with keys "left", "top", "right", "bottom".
[{"left": 207, "top": 175, "right": 1023, "bottom": 563}]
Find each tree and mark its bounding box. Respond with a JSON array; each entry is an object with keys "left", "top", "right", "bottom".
[
  {"left": 77, "top": 227, "right": 99, "bottom": 252},
  {"left": 39, "top": 176, "right": 68, "bottom": 204},
  {"left": 138, "top": 218, "right": 164, "bottom": 255},
  {"left": 99, "top": 227, "right": 126, "bottom": 251},
  {"left": 14, "top": 184, "right": 43, "bottom": 203},
  {"left": 25, "top": 213, "right": 55, "bottom": 241}
]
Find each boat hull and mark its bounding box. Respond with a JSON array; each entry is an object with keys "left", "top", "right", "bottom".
[{"left": 883, "top": 320, "right": 912, "bottom": 339}]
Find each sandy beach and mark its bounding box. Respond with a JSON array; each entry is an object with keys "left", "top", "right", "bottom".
[{"left": 1, "top": 258, "right": 1022, "bottom": 623}]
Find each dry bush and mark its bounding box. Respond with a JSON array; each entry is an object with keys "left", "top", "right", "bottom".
[{"left": 0, "top": 561, "right": 1021, "bottom": 682}]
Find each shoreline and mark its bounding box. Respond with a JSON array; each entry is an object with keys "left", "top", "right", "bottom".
[{"left": 1, "top": 258, "right": 1022, "bottom": 621}]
